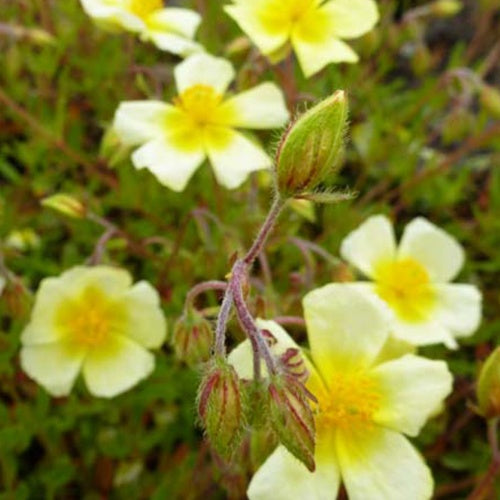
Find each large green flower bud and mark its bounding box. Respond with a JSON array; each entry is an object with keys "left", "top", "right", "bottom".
[
  {"left": 275, "top": 90, "right": 348, "bottom": 200},
  {"left": 197, "top": 359, "right": 246, "bottom": 459},
  {"left": 268, "top": 374, "right": 316, "bottom": 472},
  {"left": 477, "top": 347, "right": 500, "bottom": 419}
]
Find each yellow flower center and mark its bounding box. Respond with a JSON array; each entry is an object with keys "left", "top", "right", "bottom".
[
  {"left": 317, "top": 373, "right": 380, "bottom": 430},
  {"left": 129, "top": 0, "right": 163, "bottom": 20},
  {"left": 173, "top": 84, "right": 224, "bottom": 126},
  {"left": 287, "top": 0, "right": 317, "bottom": 21},
  {"left": 374, "top": 258, "right": 436, "bottom": 322},
  {"left": 55, "top": 286, "right": 123, "bottom": 348},
  {"left": 256, "top": 0, "right": 330, "bottom": 44}
]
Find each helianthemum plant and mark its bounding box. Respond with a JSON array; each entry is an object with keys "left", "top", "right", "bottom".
[
  {"left": 340, "top": 215, "right": 482, "bottom": 348},
  {"left": 20, "top": 266, "right": 167, "bottom": 398},
  {"left": 224, "top": 0, "right": 379, "bottom": 77},
  {"left": 79, "top": 0, "right": 202, "bottom": 56},
  {"left": 113, "top": 52, "right": 289, "bottom": 191},
  {"left": 247, "top": 286, "right": 453, "bottom": 500},
  {"left": 177, "top": 90, "right": 354, "bottom": 470}
]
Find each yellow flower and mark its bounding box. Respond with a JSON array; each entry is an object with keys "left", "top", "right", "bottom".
[
  {"left": 79, "top": 0, "right": 202, "bottom": 56},
  {"left": 20, "top": 266, "right": 167, "bottom": 398},
  {"left": 244, "top": 286, "right": 452, "bottom": 500},
  {"left": 224, "top": 0, "right": 379, "bottom": 77},
  {"left": 113, "top": 53, "right": 290, "bottom": 191},
  {"left": 340, "top": 215, "right": 482, "bottom": 348}
]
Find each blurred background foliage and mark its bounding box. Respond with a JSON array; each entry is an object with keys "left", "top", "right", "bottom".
[{"left": 0, "top": 0, "right": 500, "bottom": 498}]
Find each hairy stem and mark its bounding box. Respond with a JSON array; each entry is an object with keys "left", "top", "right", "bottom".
[
  {"left": 244, "top": 196, "right": 284, "bottom": 266},
  {"left": 185, "top": 281, "right": 228, "bottom": 310},
  {"left": 214, "top": 287, "right": 234, "bottom": 357},
  {"left": 231, "top": 260, "right": 276, "bottom": 376},
  {"left": 467, "top": 418, "right": 500, "bottom": 500}
]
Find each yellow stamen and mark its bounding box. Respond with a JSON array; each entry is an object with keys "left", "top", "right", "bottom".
[
  {"left": 173, "top": 84, "right": 224, "bottom": 127},
  {"left": 317, "top": 373, "right": 380, "bottom": 430},
  {"left": 375, "top": 258, "right": 436, "bottom": 322},
  {"left": 56, "top": 286, "right": 123, "bottom": 348},
  {"left": 256, "top": 0, "right": 329, "bottom": 43},
  {"left": 129, "top": 0, "right": 163, "bottom": 20}
]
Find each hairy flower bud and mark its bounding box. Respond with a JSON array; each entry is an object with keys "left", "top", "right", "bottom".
[
  {"left": 41, "top": 193, "right": 86, "bottom": 219},
  {"left": 172, "top": 309, "right": 213, "bottom": 366},
  {"left": 268, "top": 374, "right": 316, "bottom": 472},
  {"left": 197, "top": 359, "right": 246, "bottom": 458},
  {"left": 430, "top": 0, "right": 463, "bottom": 17},
  {"left": 477, "top": 347, "right": 500, "bottom": 419},
  {"left": 480, "top": 85, "right": 500, "bottom": 120},
  {"left": 278, "top": 348, "right": 309, "bottom": 384},
  {"left": 275, "top": 90, "right": 348, "bottom": 199}
]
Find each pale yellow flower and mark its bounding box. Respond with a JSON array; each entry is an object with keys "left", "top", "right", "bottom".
[
  {"left": 225, "top": 0, "right": 379, "bottom": 77},
  {"left": 20, "top": 266, "right": 167, "bottom": 398},
  {"left": 340, "top": 215, "right": 482, "bottom": 348},
  {"left": 244, "top": 286, "right": 452, "bottom": 500},
  {"left": 80, "top": 0, "right": 202, "bottom": 56},
  {"left": 113, "top": 53, "right": 290, "bottom": 191}
]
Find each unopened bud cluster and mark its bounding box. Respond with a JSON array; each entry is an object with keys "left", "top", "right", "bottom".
[{"left": 196, "top": 337, "right": 317, "bottom": 470}]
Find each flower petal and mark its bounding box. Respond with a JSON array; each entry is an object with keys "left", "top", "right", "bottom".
[
  {"left": 433, "top": 284, "right": 482, "bottom": 338},
  {"left": 113, "top": 101, "right": 172, "bottom": 146},
  {"left": 80, "top": 0, "right": 144, "bottom": 32},
  {"left": 323, "top": 0, "right": 379, "bottom": 39},
  {"left": 205, "top": 130, "right": 271, "bottom": 189},
  {"left": 220, "top": 82, "right": 290, "bottom": 129},
  {"left": 147, "top": 7, "right": 201, "bottom": 38},
  {"left": 174, "top": 53, "right": 235, "bottom": 95},
  {"left": 21, "top": 266, "right": 132, "bottom": 345},
  {"left": 348, "top": 282, "right": 462, "bottom": 348},
  {"left": 20, "top": 341, "right": 87, "bottom": 397},
  {"left": 398, "top": 217, "right": 465, "bottom": 283},
  {"left": 146, "top": 31, "right": 202, "bottom": 56},
  {"left": 372, "top": 354, "right": 452, "bottom": 436},
  {"left": 340, "top": 215, "right": 397, "bottom": 279},
  {"left": 119, "top": 282, "right": 167, "bottom": 349},
  {"left": 228, "top": 319, "right": 299, "bottom": 379},
  {"left": 224, "top": 3, "right": 290, "bottom": 56},
  {"left": 391, "top": 316, "right": 458, "bottom": 349},
  {"left": 84, "top": 0, "right": 151, "bottom": 33},
  {"left": 131, "top": 138, "right": 205, "bottom": 192},
  {"left": 303, "top": 284, "right": 391, "bottom": 378},
  {"left": 374, "top": 336, "right": 416, "bottom": 364},
  {"left": 292, "top": 34, "right": 359, "bottom": 77},
  {"left": 248, "top": 445, "right": 340, "bottom": 500},
  {"left": 336, "top": 426, "right": 433, "bottom": 500},
  {"left": 82, "top": 335, "right": 155, "bottom": 398}
]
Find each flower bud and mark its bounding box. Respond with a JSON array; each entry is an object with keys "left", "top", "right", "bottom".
[
  {"left": 278, "top": 348, "right": 309, "bottom": 384},
  {"left": 480, "top": 85, "right": 500, "bottom": 120},
  {"left": 197, "top": 359, "right": 246, "bottom": 458},
  {"left": 477, "top": 347, "right": 500, "bottom": 419},
  {"left": 275, "top": 90, "right": 348, "bottom": 199},
  {"left": 172, "top": 309, "right": 213, "bottom": 366},
  {"left": 430, "top": 0, "right": 463, "bottom": 17},
  {"left": 41, "top": 194, "right": 86, "bottom": 219},
  {"left": 441, "top": 108, "right": 475, "bottom": 145},
  {"left": 268, "top": 374, "right": 316, "bottom": 471}
]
